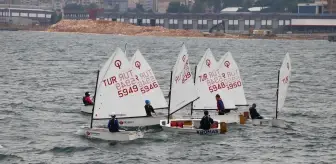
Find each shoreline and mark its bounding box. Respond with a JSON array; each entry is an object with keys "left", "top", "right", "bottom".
[{"left": 1, "top": 20, "right": 329, "bottom": 41}]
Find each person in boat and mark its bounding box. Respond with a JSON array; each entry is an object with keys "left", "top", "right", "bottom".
[
  {"left": 249, "top": 103, "right": 264, "bottom": 119},
  {"left": 144, "top": 100, "right": 156, "bottom": 117},
  {"left": 199, "top": 110, "right": 214, "bottom": 130},
  {"left": 216, "top": 94, "right": 229, "bottom": 115},
  {"left": 108, "top": 114, "right": 119, "bottom": 132},
  {"left": 83, "top": 92, "right": 94, "bottom": 106}
]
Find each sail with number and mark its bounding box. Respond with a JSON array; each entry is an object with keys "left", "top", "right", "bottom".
[
  {"left": 130, "top": 49, "right": 168, "bottom": 109},
  {"left": 217, "top": 52, "right": 248, "bottom": 106},
  {"left": 93, "top": 48, "right": 147, "bottom": 119},
  {"left": 193, "top": 49, "right": 236, "bottom": 110},
  {"left": 170, "top": 44, "right": 199, "bottom": 114},
  {"left": 277, "top": 53, "right": 291, "bottom": 111}
]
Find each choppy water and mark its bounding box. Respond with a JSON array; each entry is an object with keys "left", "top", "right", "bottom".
[{"left": 0, "top": 31, "right": 335, "bottom": 164}]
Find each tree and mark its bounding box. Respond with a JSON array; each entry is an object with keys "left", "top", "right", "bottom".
[
  {"left": 63, "top": 4, "right": 84, "bottom": 11},
  {"left": 85, "top": 3, "right": 99, "bottom": 10},
  {"left": 167, "top": 2, "right": 189, "bottom": 13},
  {"left": 136, "top": 3, "right": 145, "bottom": 12},
  {"left": 191, "top": 0, "right": 205, "bottom": 13}
]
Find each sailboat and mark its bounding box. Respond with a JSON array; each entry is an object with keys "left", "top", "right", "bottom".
[
  {"left": 80, "top": 44, "right": 128, "bottom": 114},
  {"left": 160, "top": 44, "right": 226, "bottom": 135},
  {"left": 115, "top": 49, "right": 168, "bottom": 127},
  {"left": 190, "top": 49, "right": 240, "bottom": 124},
  {"left": 252, "top": 53, "right": 291, "bottom": 128},
  {"left": 81, "top": 47, "right": 145, "bottom": 141}
]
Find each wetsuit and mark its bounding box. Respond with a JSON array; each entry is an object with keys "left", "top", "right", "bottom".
[
  {"left": 199, "top": 115, "right": 214, "bottom": 130},
  {"left": 108, "top": 118, "right": 119, "bottom": 132},
  {"left": 144, "top": 104, "right": 155, "bottom": 116},
  {"left": 249, "top": 107, "right": 263, "bottom": 119}
]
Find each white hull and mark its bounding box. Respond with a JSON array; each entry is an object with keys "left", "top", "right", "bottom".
[
  {"left": 81, "top": 127, "right": 144, "bottom": 141},
  {"left": 80, "top": 105, "right": 93, "bottom": 114},
  {"left": 251, "top": 118, "right": 286, "bottom": 128},
  {"left": 271, "top": 119, "right": 286, "bottom": 128},
  {"left": 251, "top": 119, "right": 272, "bottom": 126},
  {"left": 190, "top": 111, "right": 240, "bottom": 124},
  {"left": 160, "top": 118, "right": 224, "bottom": 135},
  {"left": 118, "top": 115, "right": 166, "bottom": 127}
]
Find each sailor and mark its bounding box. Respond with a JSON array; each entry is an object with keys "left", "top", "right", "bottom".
[
  {"left": 144, "top": 100, "right": 156, "bottom": 117},
  {"left": 199, "top": 110, "right": 214, "bottom": 130},
  {"left": 249, "top": 103, "right": 264, "bottom": 119},
  {"left": 82, "top": 92, "right": 94, "bottom": 106},
  {"left": 108, "top": 114, "right": 120, "bottom": 132},
  {"left": 216, "top": 94, "right": 228, "bottom": 115}
]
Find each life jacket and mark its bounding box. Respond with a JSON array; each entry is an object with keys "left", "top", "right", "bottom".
[
  {"left": 201, "top": 116, "right": 212, "bottom": 130},
  {"left": 108, "top": 119, "right": 119, "bottom": 132}
]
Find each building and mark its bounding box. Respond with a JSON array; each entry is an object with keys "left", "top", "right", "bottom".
[
  {"left": 328, "top": 0, "right": 336, "bottom": 13},
  {"left": 297, "top": 3, "right": 324, "bottom": 14},
  {"left": 104, "top": 0, "right": 128, "bottom": 12}
]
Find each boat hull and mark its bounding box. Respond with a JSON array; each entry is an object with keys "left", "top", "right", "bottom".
[
  {"left": 251, "top": 118, "right": 286, "bottom": 128},
  {"left": 159, "top": 118, "right": 224, "bottom": 135},
  {"left": 251, "top": 119, "right": 272, "bottom": 126},
  {"left": 118, "top": 115, "right": 166, "bottom": 127},
  {"left": 82, "top": 127, "right": 144, "bottom": 141},
  {"left": 80, "top": 105, "right": 93, "bottom": 114},
  {"left": 190, "top": 111, "right": 240, "bottom": 124},
  {"left": 271, "top": 119, "right": 286, "bottom": 128}
]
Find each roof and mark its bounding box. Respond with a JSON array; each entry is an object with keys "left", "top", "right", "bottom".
[
  {"left": 298, "top": 3, "right": 323, "bottom": 7},
  {"left": 220, "top": 7, "right": 242, "bottom": 12},
  {"left": 248, "top": 7, "right": 269, "bottom": 12},
  {"left": 291, "top": 19, "right": 336, "bottom": 26}
]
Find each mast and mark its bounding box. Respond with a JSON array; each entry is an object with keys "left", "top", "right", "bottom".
[
  {"left": 167, "top": 71, "right": 173, "bottom": 123},
  {"left": 191, "top": 65, "right": 197, "bottom": 115},
  {"left": 124, "top": 43, "right": 127, "bottom": 55},
  {"left": 90, "top": 70, "right": 100, "bottom": 128},
  {"left": 275, "top": 70, "right": 280, "bottom": 119}
]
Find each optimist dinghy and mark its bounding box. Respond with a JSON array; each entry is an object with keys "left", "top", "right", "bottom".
[
  {"left": 251, "top": 53, "right": 291, "bottom": 128},
  {"left": 191, "top": 49, "right": 241, "bottom": 124},
  {"left": 81, "top": 47, "right": 146, "bottom": 141},
  {"left": 160, "top": 44, "right": 227, "bottom": 135}
]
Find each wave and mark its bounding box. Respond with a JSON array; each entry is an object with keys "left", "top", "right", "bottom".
[
  {"left": 48, "top": 146, "right": 94, "bottom": 154},
  {"left": 0, "top": 154, "right": 24, "bottom": 162}
]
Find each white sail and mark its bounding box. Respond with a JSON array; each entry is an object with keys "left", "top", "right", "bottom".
[
  {"left": 217, "top": 52, "right": 248, "bottom": 106},
  {"left": 193, "top": 49, "right": 236, "bottom": 109},
  {"left": 170, "top": 44, "right": 199, "bottom": 114},
  {"left": 277, "top": 53, "right": 291, "bottom": 111},
  {"left": 130, "top": 49, "right": 168, "bottom": 109},
  {"left": 93, "top": 48, "right": 147, "bottom": 119},
  {"left": 193, "top": 48, "right": 218, "bottom": 109}
]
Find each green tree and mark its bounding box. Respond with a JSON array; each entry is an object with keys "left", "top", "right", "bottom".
[
  {"left": 85, "top": 3, "right": 99, "bottom": 10},
  {"left": 167, "top": 2, "right": 189, "bottom": 13},
  {"left": 64, "top": 4, "right": 84, "bottom": 11},
  {"left": 191, "top": 0, "right": 205, "bottom": 13},
  {"left": 136, "top": 3, "right": 145, "bottom": 12}
]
